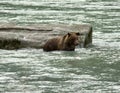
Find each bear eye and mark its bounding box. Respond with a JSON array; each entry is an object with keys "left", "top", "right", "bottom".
[{"left": 71, "top": 38, "right": 76, "bottom": 41}]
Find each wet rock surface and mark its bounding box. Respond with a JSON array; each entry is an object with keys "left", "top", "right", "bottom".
[{"left": 0, "top": 24, "right": 92, "bottom": 50}]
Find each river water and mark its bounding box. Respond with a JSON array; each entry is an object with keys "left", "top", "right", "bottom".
[{"left": 0, "top": 0, "right": 120, "bottom": 93}]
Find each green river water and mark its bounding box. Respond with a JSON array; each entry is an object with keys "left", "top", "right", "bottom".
[{"left": 0, "top": 0, "right": 120, "bottom": 93}]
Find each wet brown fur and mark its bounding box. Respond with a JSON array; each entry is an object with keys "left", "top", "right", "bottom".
[{"left": 43, "top": 32, "right": 80, "bottom": 51}]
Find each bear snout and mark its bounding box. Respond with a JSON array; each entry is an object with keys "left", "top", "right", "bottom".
[{"left": 74, "top": 40, "right": 79, "bottom": 46}]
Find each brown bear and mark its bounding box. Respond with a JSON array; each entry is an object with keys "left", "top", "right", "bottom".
[{"left": 43, "top": 32, "right": 80, "bottom": 51}]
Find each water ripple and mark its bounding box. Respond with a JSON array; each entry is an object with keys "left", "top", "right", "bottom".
[{"left": 0, "top": 0, "right": 120, "bottom": 92}]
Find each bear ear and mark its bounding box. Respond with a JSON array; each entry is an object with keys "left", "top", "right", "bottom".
[
  {"left": 76, "top": 32, "right": 80, "bottom": 36},
  {"left": 68, "top": 33, "right": 71, "bottom": 36}
]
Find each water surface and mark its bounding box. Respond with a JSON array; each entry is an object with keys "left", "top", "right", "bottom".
[{"left": 0, "top": 0, "right": 120, "bottom": 93}]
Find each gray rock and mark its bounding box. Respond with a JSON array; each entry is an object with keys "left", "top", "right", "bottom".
[{"left": 0, "top": 24, "right": 92, "bottom": 50}]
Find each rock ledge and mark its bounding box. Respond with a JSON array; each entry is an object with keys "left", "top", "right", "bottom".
[{"left": 0, "top": 24, "right": 92, "bottom": 50}]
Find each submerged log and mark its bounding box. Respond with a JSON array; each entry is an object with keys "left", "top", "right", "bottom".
[{"left": 0, "top": 24, "right": 92, "bottom": 50}]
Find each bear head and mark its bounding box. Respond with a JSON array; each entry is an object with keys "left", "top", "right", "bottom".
[{"left": 63, "top": 32, "right": 80, "bottom": 51}]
